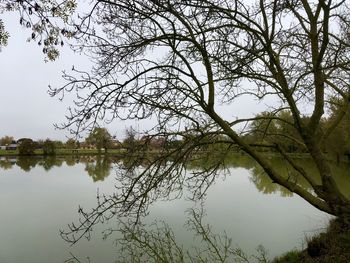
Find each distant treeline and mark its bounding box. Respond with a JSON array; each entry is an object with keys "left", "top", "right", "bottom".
[{"left": 1, "top": 101, "right": 349, "bottom": 161}]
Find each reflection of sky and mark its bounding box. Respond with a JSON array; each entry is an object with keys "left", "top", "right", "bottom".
[
  {"left": 147, "top": 167, "right": 331, "bottom": 259},
  {"left": 0, "top": 158, "right": 332, "bottom": 262},
  {"left": 0, "top": 162, "right": 118, "bottom": 263}
]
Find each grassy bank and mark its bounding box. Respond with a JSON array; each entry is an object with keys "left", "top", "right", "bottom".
[{"left": 272, "top": 219, "right": 350, "bottom": 263}]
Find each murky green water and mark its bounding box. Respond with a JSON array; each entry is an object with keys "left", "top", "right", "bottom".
[{"left": 1, "top": 155, "right": 348, "bottom": 262}]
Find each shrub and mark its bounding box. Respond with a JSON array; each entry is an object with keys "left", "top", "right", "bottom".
[
  {"left": 42, "top": 139, "right": 56, "bottom": 155},
  {"left": 17, "top": 139, "right": 36, "bottom": 155}
]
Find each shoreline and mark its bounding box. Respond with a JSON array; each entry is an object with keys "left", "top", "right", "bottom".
[{"left": 0, "top": 148, "right": 124, "bottom": 157}]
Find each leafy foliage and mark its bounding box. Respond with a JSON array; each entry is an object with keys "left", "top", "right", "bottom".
[
  {"left": 17, "top": 138, "right": 36, "bottom": 155},
  {"left": 324, "top": 97, "right": 350, "bottom": 161},
  {"left": 84, "top": 156, "right": 111, "bottom": 182},
  {"left": 246, "top": 110, "right": 306, "bottom": 153},
  {"left": 0, "top": 19, "right": 9, "bottom": 50},
  {"left": 0, "top": 0, "right": 77, "bottom": 60},
  {"left": 123, "top": 127, "right": 138, "bottom": 153},
  {"left": 65, "top": 138, "right": 78, "bottom": 149},
  {"left": 85, "top": 127, "right": 112, "bottom": 153},
  {"left": 42, "top": 139, "right": 56, "bottom": 155}
]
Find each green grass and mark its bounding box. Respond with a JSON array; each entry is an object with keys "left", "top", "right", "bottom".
[
  {"left": 272, "top": 219, "right": 350, "bottom": 263},
  {"left": 0, "top": 149, "right": 18, "bottom": 156},
  {"left": 271, "top": 250, "right": 304, "bottom": 263}
]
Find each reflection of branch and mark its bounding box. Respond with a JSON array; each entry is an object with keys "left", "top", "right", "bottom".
[
  {"left": 53, "top": 0, "right": 350, "bottom": 251},
  {"left": 115, "top": 221, "right": 184, "bottom": 263},
  {"left": 64, "top": 252, "right": 82, "bottom": 263},
  {"left": 186, "top": 207, "right": 243, "bottom": 262},
  {"left": 112, "top": 207, "right": 268, "bottom": 263}
]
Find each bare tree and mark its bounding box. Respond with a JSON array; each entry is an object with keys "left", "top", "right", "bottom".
[{"left": 50, "top": 0, "right": 350, "bottom": 242}]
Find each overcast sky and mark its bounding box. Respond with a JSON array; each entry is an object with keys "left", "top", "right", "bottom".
[
  {"left": 0, "top": 10, "right": 274, "bottom": 142},
  {"left": 1, "top": 12, "right": 80, "bottom": 141},
  {"left": 0, "top": 11, "right": 137, "bottom": 141}
]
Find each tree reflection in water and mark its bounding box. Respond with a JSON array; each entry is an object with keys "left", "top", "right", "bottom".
[
  {"left": 248, "top": 156, "right": 350, "bottom": 199},
  {"left": 0, "top": 156, "right": 118, "bottom": 182},
  {"left": 1, "top": 154, "right": 349, "bottom": 196},
  {"left": 0, "top": 157, "right": 15, "bottom": 170},
  {"left": 84, "top": 156, "right": 112, "bottom": 182},
  {"left": 16, "top": 156, "right": 40, "bottom": 172},
  {"left": 40, "top": 156, "right": 64, "bottom": 171},
  {"left": 110, "top": 207, "right": 269, "bottom": 263},
  {"left": 1, "top": 154, "right": 349, "bottom": 261}
]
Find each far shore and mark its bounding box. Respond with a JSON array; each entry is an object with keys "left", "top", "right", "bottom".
[
  {"left": 1, "top": 149, "right": 347, "bottom": 164},
  {"left": 0, "top": 148, "right": 125, "bottom": 156}
]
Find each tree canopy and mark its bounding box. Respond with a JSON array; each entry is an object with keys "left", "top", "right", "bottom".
[
  {"left": 85, "top": 127, "right": 112, "bottom": 153},
  {"left": 5, "top": 0, "right": 350, "bottom": 242},
  {"left": 17, "top": 138, "right": 36, "bottom": 155},
  {"left": 324, "top": 97, "right": 350, "bottom": 161},
  {"left": 42, "top": 139, "right": 56, "bottom": 155}
]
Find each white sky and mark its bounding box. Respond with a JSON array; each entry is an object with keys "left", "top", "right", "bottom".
[
  {"left": 0, "top": 11, "right": 142, "bottom": 141},
  {"left": 1, "top": 12, "right": 79, "bottom": 141},
  {"left": 0, "top": 10, "right": 273, "bottom": 142}
]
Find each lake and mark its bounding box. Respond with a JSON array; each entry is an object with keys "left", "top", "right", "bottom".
[{"left": 1, "top": 155, "right": 347, "bottom": 262}]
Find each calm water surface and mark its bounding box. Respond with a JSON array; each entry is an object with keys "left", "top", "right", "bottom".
[{"left": 0, "top": 155, "right": 346, "bottom": 262}]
